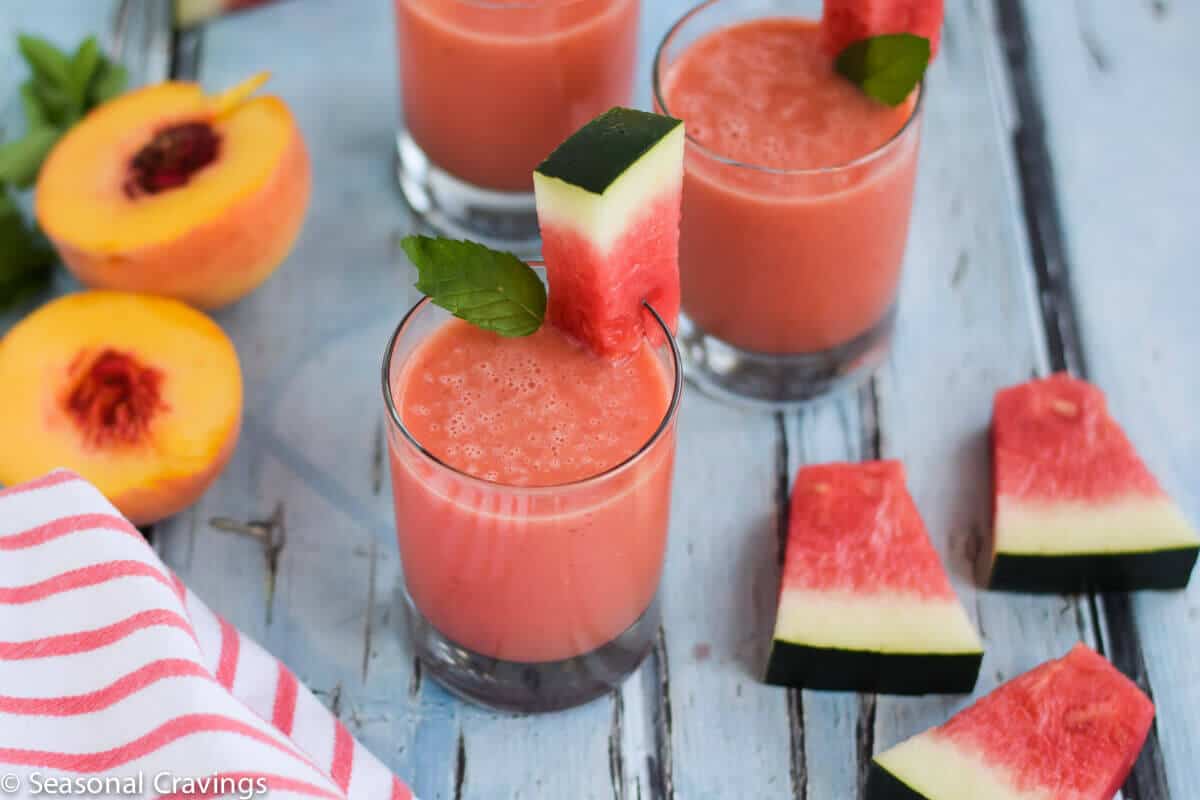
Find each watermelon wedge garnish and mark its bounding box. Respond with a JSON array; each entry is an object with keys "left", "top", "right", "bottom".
[
  {"left": 765, "top": 461, "right": 982, "bottom": 695},
  {"left": 869, "top": 643, "right": 1155, "bottom": 800},
  {"left": 175, "top": 0, "right": 279, "bottom": 28},
  {"left": 534, "top": 108, "right": 684, "bottom": 358},
  {"left": 821, "top": 0, "right": 945, "bottom": 59},
  {"left": 990, "top": 372, "right": 1199, "bottom": 592}
]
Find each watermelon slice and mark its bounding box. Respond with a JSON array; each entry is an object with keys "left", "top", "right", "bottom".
[
  {"left": 174, "top": 0, "right": 280, "bottom": 28},
  {"left": 820, "top": 0, "right": 946, "bottom": 60},
  {"left": 533, "top": 108, "right": 684, "bottom": 358},
  {"left": 765, "top": 461, "right": 982, "bottom": 695},
  {"left": 869, "top": 643, "right": 1155, "bottom": 800},
  {"left": 990, "top": 372, "right": 1199, "bottom": 592}
]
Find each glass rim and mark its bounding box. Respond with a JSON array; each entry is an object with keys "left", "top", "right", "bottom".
[
  {"left": 652, "top": 0, "right": 925, "bottom": 177},
  {"left": 381, "top": 273, "right": 683, "bottom": 495}
]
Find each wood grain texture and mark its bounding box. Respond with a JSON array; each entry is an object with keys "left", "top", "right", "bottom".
[
  {"left": 1016, "top": 1, "right": 1200, "bottom": 796},
  {"left": 657, "top": 396, "right": 795, "bottom": 800},
  {"left": 869, "top": 0, "right": 1100, "bottom": 757}
]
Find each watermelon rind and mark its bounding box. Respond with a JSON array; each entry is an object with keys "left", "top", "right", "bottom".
[
  {"left": 765, "top": 588, "right": 982, "bottom": 694},
  {"left": 865, "top": 763, "right": 932, "bottom": 800},
  {"left": 765, "top": 642, "right": 981, "bottom": 695},
  {"left": 534, "top": 108, "right": 685, "bottom": 252},
  {"left": 989, "top": 546, "right": 1199, "bottom": 593},
  {"left": 992, "top": 494, "right": 1199, "bottom": 591},
  {"left": 870, "top": 735, "right": 1027, "bottom": 800},
  {"left": 536, "top": 107, "right": 683, "bottom": 195}
]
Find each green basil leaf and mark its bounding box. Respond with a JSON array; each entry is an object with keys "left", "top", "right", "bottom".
[
  {"left": 401, "top": 235, "right": 547, "bottom": 337},
  {"left": 835, "top": 33, "right": 930, "bottom": 107},
  {"left": 0, "top": 127, "right": 61, "bottom": 189}
]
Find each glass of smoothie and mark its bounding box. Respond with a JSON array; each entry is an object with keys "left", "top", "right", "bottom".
[
  {"left": 394, "top": 0, "right": 640, "bottom": 252},
  {"left": 654, "top": 0, "right": 923, "bottom": 406},
  {"left": 382, "top": 267, "right": 681, "bottom": 712}
]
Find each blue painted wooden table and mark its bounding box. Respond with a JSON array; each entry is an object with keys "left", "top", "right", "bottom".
[{"left": 3, "top": 1, "right": 1198, "bottom": 797}]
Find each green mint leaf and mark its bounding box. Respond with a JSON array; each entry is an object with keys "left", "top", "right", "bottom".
[
  {"left": 31, "top": 80, "right": 74, "bottom": 127},
  {"left": 17, "top": 35, "right": 71, "bottom": 91},
  {"left": 401, "top": 235, "right": 546, "bottom": 337},
  {"left": 19, "top": 80, "right": 50, "bottom": 128},
  {"left": 0, "top": 127, "right": 61, "bottom": 189},
  {"left": 0, "top": 190, "right": 54, "bottom": 312},
  {"left": 89, "top": 60, "right": 129, "bottom": 105},
  {"left": 835, "top": 33, "right": 930, "bottom": 107},
  {"left": 68, "top": 36, "right": 102, "bottom": 108}
]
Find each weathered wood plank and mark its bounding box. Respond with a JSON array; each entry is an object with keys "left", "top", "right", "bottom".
[
  {"left": 872, "top": 0, "right": 1097, "bottom": 752},
  {"left": 657, "top": 396, "right": 795, "bottom": 800},
  {"left": 1013, "top": 2, "right": 1200, "bottom": 796},
  {"left": 787, "top": 401, "right": 869, "bottom": 798}
]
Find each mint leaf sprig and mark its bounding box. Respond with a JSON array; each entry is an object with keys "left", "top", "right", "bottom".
[
  {"left": 401, "top": 235, "right": 547, "bottom": 338},
  {"left": 1, "top": 35, "right": 129, "bottom": 189},
  {"left": 835, "top": 33, "right": 930, "bottom": 108},
  {"left": 0, "top": 34, "right": 128, "bottom": 312},
  {"left": 0, "top": 192, "right": 54, "bottom": 310}
]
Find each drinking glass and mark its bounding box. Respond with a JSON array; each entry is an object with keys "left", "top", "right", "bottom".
[
  {"left": 381, "top": 271, "right": 681, "bottom": 711},
  {"left": 654, "top": 0, "right": 923, "bottom": 406},
  {"left": 395, "top": 0, "right": 640, "bottom": 252}
]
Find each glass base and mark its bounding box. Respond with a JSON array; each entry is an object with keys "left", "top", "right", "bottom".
[
  {"left": 395, "top": 129, "right": 541, "bottom": 255},
  {"left": 403, "top": 591, "right": 660, "bottom": 713},
  {"left": 677, "top": 305, "right": 896, "bottom": 410}
]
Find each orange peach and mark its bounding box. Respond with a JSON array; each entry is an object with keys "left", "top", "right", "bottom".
[
  {"left": 35, "top": 74, "right": 310, "bottom": 309},
  {"left": 0, "top": 291, "right": 243, "bottom": 525}
]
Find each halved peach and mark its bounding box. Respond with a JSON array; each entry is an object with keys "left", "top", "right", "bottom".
[
  {"left": 0, "top": 291, "right": 243, "bottom": 525},
  {"left": 35, "top": 73, "right": 310, "bottom": 309}
]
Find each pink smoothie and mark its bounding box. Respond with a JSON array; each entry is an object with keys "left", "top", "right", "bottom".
[
  {"left": 396, "top": 0, "right": 639, "bottom": 192},
  {"left": 388, "top": 319, "right": 675, "bottom": 662},
  {"left": 659, "top": 18, "right": 920, "bottom": 353}
]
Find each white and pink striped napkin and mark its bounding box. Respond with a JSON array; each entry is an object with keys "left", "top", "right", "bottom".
[{"left": 0, "top": 470, "right": 414, "bottom": 800}]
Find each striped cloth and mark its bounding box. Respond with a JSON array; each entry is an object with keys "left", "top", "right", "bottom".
[{"left": 0, "top": 470, "right": 414, "bottom": 800}]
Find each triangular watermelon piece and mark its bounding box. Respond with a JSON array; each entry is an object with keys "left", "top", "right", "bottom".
[
  {"left": 990, "top": 372, "right": 1199, "bottom": 592},
  {"left": 765, "top": 461, "right": 982, "bottom": 695},
  {"left": 820, "top": 0, "right": 945, "bottom": 60},
  {"left": 869, "top": 643, "right": 1155, "bottom": 800},
  {"left": 534, "top": 108, "right": 684, "bottom": 358}
]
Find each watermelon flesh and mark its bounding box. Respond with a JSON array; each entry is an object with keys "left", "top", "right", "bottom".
[
  {"left": 765, "top": 461, "right": 981, "bottom": 694},
  {"left": 784, "top": 461, "right": 959, "bottom": 596},
  {"left": 990, "top": 372, "right": 1199, "bottom": 591},
  {"left": 821, "top": 0, "right": 945, "bottom": 60},
  {"left": 534, "top": 109, "right": 685, "bottom": 358},
  {"left": 540, "top": 190, "right": 681, "bottom": 357},
  {"left": 871, "top": 644, "right": 1155, "bottom": 800}
]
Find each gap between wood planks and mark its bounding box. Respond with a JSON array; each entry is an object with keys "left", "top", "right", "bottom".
[{"left": 993, "top": 1, "right": 1170, "bottom": 797}]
